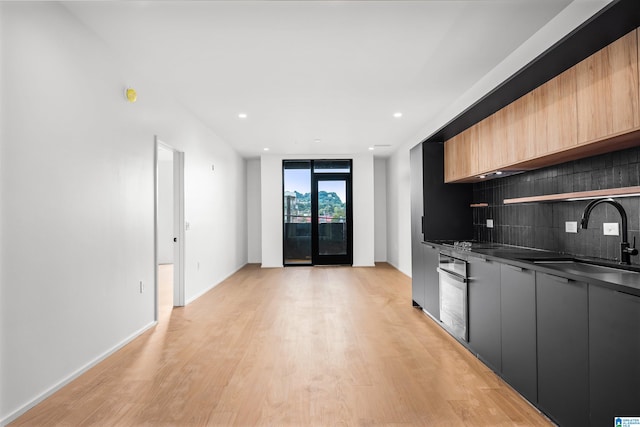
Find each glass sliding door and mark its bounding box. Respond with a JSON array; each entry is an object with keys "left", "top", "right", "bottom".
[
  {"left": 317, "top": 179, "right": 347, "bottom": 256},
  {"left": 283, "top": 161, "right": 312, "bottom": 265},
  {"left": 283, "top": 159, "right": 352, "bottom": 266},
  {"left": 313, "top": 176, "right": 352, "bottom": 264}
]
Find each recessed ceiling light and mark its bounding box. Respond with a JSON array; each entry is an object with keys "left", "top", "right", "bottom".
[
  {"left": 314, "top": 138, "right": 321, "bottom": 143},
  {"left": 368, "top": 147, "right": 374, "bottom": 151},
  {"left": 393, "top": 112, "right": 403, "bottom": 118},
  {"left": 479, "top": 175, "right": 486, "bottom": 179},
  {"left": 495, "top": 171, "right": 503, "bottom": 175},
  {"left": 263, "top": 148, "right": 269, "bottom": 151},
  {"left": 238, "top": 113, "right": 247, "bottom": 119}
]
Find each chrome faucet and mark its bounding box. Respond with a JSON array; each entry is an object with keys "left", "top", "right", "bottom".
[{"left": 580, "top": 198, "right": 638, "bottom": 265}]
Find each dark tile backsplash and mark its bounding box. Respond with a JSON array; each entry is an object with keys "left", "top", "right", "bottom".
[{"left": 472, "top": 146, "right": 640, "bottom": 265}]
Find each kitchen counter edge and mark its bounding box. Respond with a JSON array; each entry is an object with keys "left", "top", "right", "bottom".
[{"left": 422, "top": 241, "right": 640, "bottom": 297}]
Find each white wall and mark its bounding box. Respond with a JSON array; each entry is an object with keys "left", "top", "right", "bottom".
[
  {"left": 181, "top": 138, "right": 246, "bottom": 304},
  {"left": 0, "top": 3, "right": 5, "bottom": 419},
  {"left": 374, "top": 158, "right": 387, "bottom": 263},
  {"left": 246, "top": 158, "right": 262, "bottom": 263},
  {"left": 260, "top": 154, "right": 375, "bottom": 268},
  {"left": 386, "top": 147, "right": 412, "bottom": 277},
  {"left": 0, "top": 3, "right": 246, "bottom": 423}
]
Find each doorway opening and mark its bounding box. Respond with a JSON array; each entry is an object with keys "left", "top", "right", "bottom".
[
  {"left": 283, "top": 159, "right": 352, "bottom": 266},
  {"left": 154, "top": 137, "right": 185, "bottom": 321}
]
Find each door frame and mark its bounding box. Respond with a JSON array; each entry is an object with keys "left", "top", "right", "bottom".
[
  {"left": 312, "top": 172, "right": 353, "bottom": 265},
  {"left": 154, "top": 136, "right": 185, "bottom": 321}
]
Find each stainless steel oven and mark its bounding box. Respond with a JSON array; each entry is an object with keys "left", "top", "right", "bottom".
[{"left": 437, "top": 253, "right": 468, "bottom": 342}]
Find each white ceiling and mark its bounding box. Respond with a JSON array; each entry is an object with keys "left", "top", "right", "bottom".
[{"left": 63, "top": 0, "right": 608, "bottom": 158}]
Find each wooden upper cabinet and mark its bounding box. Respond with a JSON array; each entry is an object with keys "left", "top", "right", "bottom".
[
  {"left": 443, "top": 28, "right": 640, "bottom": 183},
  {"left": 504, "top": 92, "right": 535, "bottom": 165},
  {"left": 477, "top": 111, "right": 506, "bottom": 173},
  {"left": 443, "top": 134, "right": 457, "bottom": 183},
  {"left": 444, "top": 126, "right": 478, "bottom": 182},
  {"left": 443, "top": 136, "right": 459, "bottom": 183},
  {"left": 576, "top": 29, "right": 639, "bottom": 143},
  {"left": 534, "top": 67, "right": 578, "bottom": 155},
  {"left": 475, "top": 116, "right": 492, "bottom": 173}
]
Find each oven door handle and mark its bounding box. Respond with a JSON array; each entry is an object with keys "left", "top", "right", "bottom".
[{"left": 437, "top": 268, "right": 467, "bottom": 283}]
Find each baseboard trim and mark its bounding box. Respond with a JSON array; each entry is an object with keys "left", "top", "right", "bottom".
[
  {"left": 1, "top": 321, "right": 157, "bottom": 426},
  {"left": 185, "top": 263, "right": 247, "bottom": 305}
]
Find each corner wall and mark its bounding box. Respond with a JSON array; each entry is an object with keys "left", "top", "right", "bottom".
[
  {"left": 247, "top": 158, "right": 262, "bottom": 264},
  {"left": 386, "top": 146, "right": 412, "bottom": 277},
  {"left": 374, "top": 158, "right": 388, "bottom": 262},
  {"left": 0, "top": 3, "right": 246, "bottom": 423}
]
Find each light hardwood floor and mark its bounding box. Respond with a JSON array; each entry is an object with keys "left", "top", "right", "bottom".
[{"left": 11, "top": 264, "right": 552, "bottom": 426}]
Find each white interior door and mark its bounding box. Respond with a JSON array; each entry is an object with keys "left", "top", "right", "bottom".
[
  {"left": 172, "top": 150, "right": 185, "bottom": 307},
  {"left": 154, "top": 136, "right": 185, "bottom": 321}
]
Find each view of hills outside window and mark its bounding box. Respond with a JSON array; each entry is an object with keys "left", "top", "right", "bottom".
[{"left": 283, "top": 190, "right": 346, "bottom": 223}]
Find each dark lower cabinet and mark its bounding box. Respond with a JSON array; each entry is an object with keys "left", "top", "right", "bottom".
[
  {"left": 589, "top": 285, "right": 640, "bottom": 426},
  {"left": 411, "top": 243, "right": 426, "bottom": 308},
  {"left": 500, "top": 264, "right": 537, "bottom": 404},
  {"left": 413, "top": 249, "right": 640, "bottom": 427},
  {"left": 410, "top": 144, "right": 425, "bottom": 308},
  {"left": 422, "top": 243, "right": 439, "bottom": 318},
  {"left": 537, "top": 272, "right": 588, "bottom": 427},
  {"left": 468, "top": 256, "right": 501, "bottom": 372}
]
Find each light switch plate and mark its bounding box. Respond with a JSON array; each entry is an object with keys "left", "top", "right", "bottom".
[
  {"left": 486, "top": 219, "right": 494, "bottom": 229},
  {"left": 565, "top": 221, "right": 578, "bottom": 233},
  {"left": 603, "top": 222, "right": 619, "bottom": 236}
]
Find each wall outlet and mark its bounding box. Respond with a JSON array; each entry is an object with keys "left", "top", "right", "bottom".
[
  {"left": 603, "top": 222, "right": 619, "bottom": 236},
  {"left": 565, "top": 221, "right": 578, "bottom": 233},
  {"left": 185, "top": 221, "right": 191, "bottom": 231},
  {"left": 486, "top": 219, "right": 494, "bottom": 228},
  {"left": 139, "top": 281, "right": 144, "bottom": 293}
]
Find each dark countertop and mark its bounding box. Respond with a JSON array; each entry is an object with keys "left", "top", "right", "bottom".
[{"left": 423, "top": 240, "right": 640, "bottom": 297}]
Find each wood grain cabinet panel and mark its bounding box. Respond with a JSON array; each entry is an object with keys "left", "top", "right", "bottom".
[
  {"left": 504, "top": 92, "right": 535, "bottom": 165},
  {"left": 459, "top": 126, "right": 479, "bottom": 178},
  {"left": 476, "top": 116, "right": 493, "bottom": 174},
  {"left": 477, "top": 111, "right": 507, "bottom": 173},
  {"left": 534, "top": 67, "right": 578, "bottom": 155},
  {"left": 443, "top": 136, "right": 459, "bottom": 183},
  {"left": 444, "top": 127, "right": 478, "bottom": 182},
  {"left": 444, "top": 28, "right": 640, "bottom": 183},
  {"left": 576, "top": 29, "right": 639, "bottom": 143}
]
